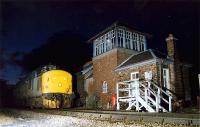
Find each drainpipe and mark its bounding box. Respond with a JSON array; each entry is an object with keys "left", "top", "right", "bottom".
[{"left": 198, "top": 74, "right": 200, "bottom": 94}]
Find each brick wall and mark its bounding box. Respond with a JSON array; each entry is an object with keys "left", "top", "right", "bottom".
[
  {"left": 76, "top": 73, "right": 84, "bottom": 96},
  {"left": 92, "top": 48, "right": 134, "bottom": 109},
  {"left": 174, "top": 63, "right": 185, "bottom": 98},
  {"left": 93, "top": 49, "right": 117, "bottom": 109},
  {"left": 182, "top": 66, "right": 191, "bottom": 101},
  {"left": 116, "top": 63, "right": 159, "bottom": 84},
  {"left": 166, "top": 34, "right": 185, "bottom": 99},
  {"left": 77, "top": 73, "right": 94, "bottom": 106},
  {"left": 87, "top": 78, "right": 94, "bottom": 96}
]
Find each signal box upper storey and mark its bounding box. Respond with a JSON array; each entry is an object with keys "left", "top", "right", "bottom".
[{"left": 88, "top": 21, "right": 151, "bottom": 57}]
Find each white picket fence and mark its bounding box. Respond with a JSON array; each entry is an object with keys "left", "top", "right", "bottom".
[{"left": 116, "top": 79, "right": 172, "bottom": 112}]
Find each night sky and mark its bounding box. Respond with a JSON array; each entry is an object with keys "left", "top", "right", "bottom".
[{"left": 0, "top": 0, "right": 199, "bottom": 85}]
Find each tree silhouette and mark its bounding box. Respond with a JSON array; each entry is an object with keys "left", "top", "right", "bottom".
[{"left": 20, "top": 30, "right": 91, "bottom": 74}]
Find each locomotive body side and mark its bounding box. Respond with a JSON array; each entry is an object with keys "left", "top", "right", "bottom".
[{"left": 13, "top": 69, "right": 73, "bottom": 109}]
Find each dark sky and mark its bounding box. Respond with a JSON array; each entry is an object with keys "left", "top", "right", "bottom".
[{"left": 0, "top": 0, "right": 199, "bottom": 84}]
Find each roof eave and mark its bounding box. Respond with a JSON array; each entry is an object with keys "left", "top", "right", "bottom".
[
  {"left": 115, "top": 59, "right": 157, "bottom": 72},
  {"left": 87, "top": 22, "right": 152, "bottom": 43}
]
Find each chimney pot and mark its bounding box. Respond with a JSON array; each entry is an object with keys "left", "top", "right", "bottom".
[
  {"left": 166, "top": 34, "right": 178, "bottom": 41},
  {"left": 169, "top": 34, "right": 173, "bottom": 37}
]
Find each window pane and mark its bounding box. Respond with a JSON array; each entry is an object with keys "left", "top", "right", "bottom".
[
  {"left": 136, "top": 73, "right": 139, "bottom": 79},
  {"left": 131, "top": 72, "right": 139, "bottom": 80},
  {"left": 102, "top": 81, "right": 108, "bottom": 93}
]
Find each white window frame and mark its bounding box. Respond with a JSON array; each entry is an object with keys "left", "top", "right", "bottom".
[
  {"left": 130, "top": 72, "right": 139, "bottom": 81},
  {"left": 102, "top": 81, "right": 108, "bottom": 93},
  {"left": 163, "top": 68, "right": 170, "bottom": 90}
]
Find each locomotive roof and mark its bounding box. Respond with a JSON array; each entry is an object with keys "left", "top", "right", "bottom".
[{"left": 16, "top": 64, "right": 57, "bottom": 86}]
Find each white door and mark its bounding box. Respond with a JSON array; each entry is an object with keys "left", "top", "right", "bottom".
[
  {"left": 163, "top": 68, "right": 170, "bottom": 90},
  {"left": 130, "top": 72, "right": 139, "bottom": 96}
]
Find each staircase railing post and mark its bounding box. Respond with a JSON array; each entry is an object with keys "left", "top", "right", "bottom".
[
  {"left": 148, "top": 81, "right": 151, "bottom": 96},
  {"left": 128, "top": 83, "right": 131, "bottom": 97},
  {"left": 116, "top": 83, "right": 120, "bottom": 110},
  {"left": 156, "top": 95, "right": 159, "bottom": 112},
  {"left": 136, "top": 80, "right": 139, "bottom": 111},
  {"left": 169, "top": 96, "right": 172, "bottom": 112},
  {"left": 145, "top": 86, "right": 148, "bottom": 111},
  {"left": 157, "top": 88, "right": 161, "bottom": 104},
  {"left": 128, "top": 82, "right": 131, "bottom": 108}
]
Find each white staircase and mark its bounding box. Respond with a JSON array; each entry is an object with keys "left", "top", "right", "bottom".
[{"left": 116, "top": 79, "right": 172, "bottom": 112}]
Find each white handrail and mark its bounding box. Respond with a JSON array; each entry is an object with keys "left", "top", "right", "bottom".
[
  {"left": 140, "top": 81, "right": 172, "bottom": 112},
  {"left": 116, "top": 80, "right": 172, "bottom": 112}
]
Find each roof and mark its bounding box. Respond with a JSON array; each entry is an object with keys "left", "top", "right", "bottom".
[
  {"left": 151, "top": 49, "right": 168, "bottom": 59},
  {"left": 81, "top": 62, "right": 93, "bottom": 79},
  {"left": 88, "top": 21, "right": 151, "bottom": 43},
  {"left": 82, "top": 60, "right": 93, "bottom": 70},
  {"left": 116, "top": 49, "right": 168, "bottom": 69}
]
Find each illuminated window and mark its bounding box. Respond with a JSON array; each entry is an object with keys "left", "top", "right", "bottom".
[
  {"left": 102, "top": 81, "right": 108, "bottom": 93},
  {"left": 125, "top": 31, "right": 131, "bottom": 49},
  {"left": 93, "top": 29, "right": 118, "bottom": 56},
  {"left": 117, "top": 29, "right": 124, "bottom": 48}
]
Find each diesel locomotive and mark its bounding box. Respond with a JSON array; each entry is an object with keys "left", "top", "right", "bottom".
[{"left": 13, "top": 65, "right": 73, "bottom": 109}]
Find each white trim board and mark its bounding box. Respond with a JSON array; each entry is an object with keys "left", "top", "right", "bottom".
[{"left": 115, "top": 59, "right": 157, "bottom": 72}]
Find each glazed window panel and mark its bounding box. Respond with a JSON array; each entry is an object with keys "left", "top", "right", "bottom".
[
  {"left": 111, "top": 30, "right": 115, "bottom": 38},
  {"left": 117, "top": 29, "right": 124, "bottom": 48},
  {"left": 111, "top": 37, "right": 115, "bottom": 47},
  {"left": 93, "top": 29, "right": 118, "bottom": 56},
  {"left": 133, "top": 33, "right": 138, "bottom": 41},
  {"left": 102, "top": 81, "right": 108, "bottom": 93},
  {"left": 140, "top": 43, "right": 144, "bottom": 51},
  {"left": 131, "top": 72, "right": 139, "bottom": 80}
]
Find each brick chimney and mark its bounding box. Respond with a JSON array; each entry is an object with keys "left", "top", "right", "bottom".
[
  {"left": 166, "top": 34, "right": 178, "bottom": 59},
  {"left": 166, "top": 34, "right": 185, "bottom": 99}
]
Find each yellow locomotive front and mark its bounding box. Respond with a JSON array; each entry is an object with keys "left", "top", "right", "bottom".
[{"left": 41, "top": 70, "right": 73, "bottom": 108}]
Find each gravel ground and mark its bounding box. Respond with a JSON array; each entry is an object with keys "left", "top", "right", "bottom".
[{"left": 0, "top": 109, "right": 143, "bottom": 127}]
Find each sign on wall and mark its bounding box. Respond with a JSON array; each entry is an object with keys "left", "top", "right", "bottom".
[{"left": 145, "top": 71, "right": 152, "bottom": 81}]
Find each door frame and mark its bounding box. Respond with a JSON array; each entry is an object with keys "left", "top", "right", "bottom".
[{"left": 163, "top": 68, "right": 170, "bottom": 90}]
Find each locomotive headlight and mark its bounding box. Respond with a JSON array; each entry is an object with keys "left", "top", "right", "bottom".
[{"left": 58, "top": 83, "right": 62, "bottom": 87}]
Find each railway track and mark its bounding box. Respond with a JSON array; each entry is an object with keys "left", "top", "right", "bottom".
[{"left": 33, "top": 109, "right": 200, "bottom": 126}]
